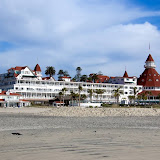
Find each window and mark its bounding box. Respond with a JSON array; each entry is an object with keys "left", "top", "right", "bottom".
[
  {"left": 149, "top": 79, "right": 152, "bottom": 81},
  {"left": 125, "top": 92, "right": 128, "bottom": 94},
  {"left": 156, "top": 79, "right": 159, "bottom": 81}
]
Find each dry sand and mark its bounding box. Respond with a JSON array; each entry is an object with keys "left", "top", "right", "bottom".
[
  {"left": 1, "top": 107, "right": 160, "bottom": 160},
  {"left": 1, "top": 107, "right": 160, "bottom": 117}
]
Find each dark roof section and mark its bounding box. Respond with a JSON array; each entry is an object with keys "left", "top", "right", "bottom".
[
  {"left": 123, "top": 71, "right": 129, "bottom": 78},
  {"left": 145, "top": 54, "right": 154, "bottom": 62},
  {"left": 137, "top": 68, "right": 160, "bottom": 87},
  {"left": 34, "top": 64, "right": 41, "bottom": 72}
]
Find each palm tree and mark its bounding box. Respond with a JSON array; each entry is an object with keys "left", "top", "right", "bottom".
[
  {"left": 45, "top": 66, "right": 56, "bottom": 77},
  {"left": 141, "top": 92, "right": 147, "bottom": 105},
  {"left": 58, "top": 91, "right": 63, "bottom": 107},
  {"left": 57, "top": 69, "right": 64, "bottom": 78},
  {"left": 78, "top": 85, "right": 83, "bottom": 106},
  {"left": 137, "top": 95, "right": 142, "bottom": 105},
  {"left": 91, "top": 74, "right": 99, "bottom": 83},
  {"left": 81, "top": 94, "right": 87, "bottom": 101},
  {"left": 113, "top": 88, "right": 121, "bottom": 105},
  {"left": 63, "top": 70, "right": 70, "bottom": 77},
  {"left": 87, "top": 89, "right": 94, "bottom": 102},
  {"left": 71, "top": 78, "right": 76, "bottom": 82},
  {"left": 94, "top": 89, "right": 105, "bottom": 102},
  {"left": 70, "top": 91, "right": 75, "bottom": 106},
  {"left": 76, "top": 67, "right": 82, "bottom": 82},
  {"left": 80, "top": 75, "right": 88, "bottom": 82},
  {"left": 133, "top": 87, "right": 139, "bottom": 105},
  {"left": 145, "top": 91, "right": 152, "bottom": 105},
  {"left": 128, "top": 95, "right": 134, "bottom": 105},
  {"left": 62, "top": 87, "right": 67, "bottom": 107}
]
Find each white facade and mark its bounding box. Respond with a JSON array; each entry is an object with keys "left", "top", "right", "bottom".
[
  {"left": 0, "top": 65, "right": 143, "bottom": 104},
  {"left": 108, "top": 77, "right": 137, "bottom": 85},
  {"left": 0, "top": 90, "right": 30, "bottom": 107}
]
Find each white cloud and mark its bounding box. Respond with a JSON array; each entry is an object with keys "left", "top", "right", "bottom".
[{"left": 0, "top": 0, "right": 160, "bottom": 77}]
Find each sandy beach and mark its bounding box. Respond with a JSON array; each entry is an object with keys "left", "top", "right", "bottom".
[{"left": 1, "top": 107, "right": 160, "bottom": 160}]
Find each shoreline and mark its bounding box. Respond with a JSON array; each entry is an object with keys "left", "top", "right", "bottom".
[{"left": 1, "top": 107, "right": 160, "bottom": 117}]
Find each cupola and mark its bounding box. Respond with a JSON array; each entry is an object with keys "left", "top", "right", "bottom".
[{"left": 144, "top": 54, "right": 156, "bottom": 69}]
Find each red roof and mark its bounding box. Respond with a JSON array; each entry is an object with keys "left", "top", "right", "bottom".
[
  {"left": 42, "top": 77, "right": 55, "bottom": 80},
  {"left": 20, "top": 99, "right": 30, "bottom": 102},
  {"left": 55, "top": 101, "right": 64, "bottom": 104},
  {"left": 34, "top": 64, "right": 41, "bottom": 72},
  {"left": 138, "top": 90, "right": 160, "bottom": 97},
  {"left": 8, "top": 66, "right": 26, "bottom": 71},
  {"left": 123, "top": 71, "right": 129, "bottom": 78},
  {"left": 14, "top": 73, "right": 19, "bottom": 77},
  {"left": 137, "top": 68, "right": 160, "bottom": 87},
  {"left": 61, "top": 76, "right": 71, "bottom": 79},
  {"left": 96, "top": 75, "right": 109, "bottom": 83},
  {"left": 146, "top": 54, "right": 154, "bottom": 62}
]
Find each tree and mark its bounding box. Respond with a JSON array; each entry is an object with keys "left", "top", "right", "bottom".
[
  {"left": 57, "top": 70, "right": 64, "bottom": 78},
  {"left": 58, "top": 91, "right": 63, "bottom": 107},
  {"left": 133, "top": 87, "right": 139, "bottom": 105},
  {"left": 94, "top": 89, "right": 105, "bottom": 102},
  {"left": 70, "top": 91, "right": 75, "bottom": 106},
  {"left": 128, "top": 95, "right": 134, "bottom": 105},
  {"left": 91, "top": 74, "right": 99, "bottom": 83},
  {"left": 87, "top": 89, "right": 94, "bottom": 102},
  {"left": 141, "top": 92, "right": 147, "bottom": 105},
  {"left": 78, "top": 85, "right": 83, "bottom": 107},
  {"left": 63, "top": 70, "right": 70, "bottom": 77},
  {"left": 76, "top": 67, "right": 82, "bottom": 82},
  {"left": 113, "top": 88, "right": 122, "bottom": 104},
  {"left": 45, "top": 66, "right": 56, "bottom": 77},
  {"left": 80, "top": 75, "right": 88, "bottom": 82},
  {"left": 81, "top": 94, "right": 87, "bottom": 101},
  {"left": 145, "top": 91, "right": 152, "bottom": 105},
  {"left": 62, "top": 87, "right": 67, "bottom": 107},
  {"left": 87, "top": 77, "right": 92, "bottom": 82},
  {"left": 137, "top": 95, "right": 142, "bottom": 105},
  {"left": 71, "top": 78, "right": 76, "bottom": 82}
]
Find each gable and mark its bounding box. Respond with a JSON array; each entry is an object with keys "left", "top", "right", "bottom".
[{"left": 21, "top": 67, "right": 36, "bottom": 77}]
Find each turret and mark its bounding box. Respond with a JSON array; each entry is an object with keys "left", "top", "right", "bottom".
[
  {"left": 144, "top": 54, "right": 156, "bottom": 69},
  {"left": 123, "top": 70, "right": 129, "bottom": 78},
  {"left": 34, "top": 64, "right": 42, "bottom": 77}
]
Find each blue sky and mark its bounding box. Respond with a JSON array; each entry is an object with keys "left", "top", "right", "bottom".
[{"left": 1, "top": 0, "right": 160, "bottom": 78}]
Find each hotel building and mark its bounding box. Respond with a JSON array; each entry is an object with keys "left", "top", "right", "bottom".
[{"left": 0, "top": 62, "right": 143, "bottom": 105}]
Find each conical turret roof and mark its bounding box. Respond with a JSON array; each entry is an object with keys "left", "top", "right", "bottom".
[
  {"left": 34, "top": 64, "right": 41, "bottom": 72},
  {"left": 145, "top": 54, "right": 154, "bottom": 62},
  {"left": 123, "top": 71, "right": 129, "bottom": 78},
  {"left": 138, "top": 54, "right": 160, "bottom": 87}
]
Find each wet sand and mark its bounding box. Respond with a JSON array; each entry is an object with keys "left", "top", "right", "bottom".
[{"left": 1, "top": 113, "right": 160, "bottom": 160}]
